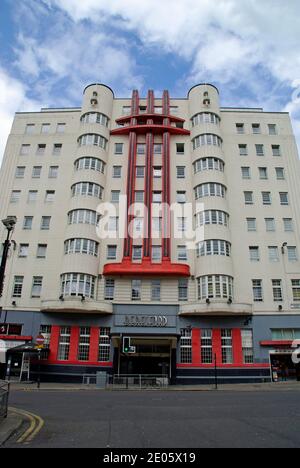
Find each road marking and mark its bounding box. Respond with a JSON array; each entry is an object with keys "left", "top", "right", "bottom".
[{"left": 9, "top": 407, "right": 44, "bottom": 444}]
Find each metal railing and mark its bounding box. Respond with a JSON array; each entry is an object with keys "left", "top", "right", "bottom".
[
  {"left": 0, "top": 380, "right": 10, "bottom": 420},
  {"left": 108, "top": 374, "right": 169, "bottom": 390}
]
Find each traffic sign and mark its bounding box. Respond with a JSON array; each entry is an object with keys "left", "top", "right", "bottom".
[{"left": 35, "top": 334, "right": 45, "bottom": 346}]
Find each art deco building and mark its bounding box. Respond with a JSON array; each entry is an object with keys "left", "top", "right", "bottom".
[{"left": 0, "top": 83, "right": 300, "bottom": 383}]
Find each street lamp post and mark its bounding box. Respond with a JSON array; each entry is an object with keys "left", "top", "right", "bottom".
[{"left": 0, "top": 217, "right": 17, "bottom": 298}]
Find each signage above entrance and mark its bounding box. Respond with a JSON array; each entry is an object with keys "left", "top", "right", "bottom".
[{"left": 124, "top": 315, "right": 168, "bottom": 328}]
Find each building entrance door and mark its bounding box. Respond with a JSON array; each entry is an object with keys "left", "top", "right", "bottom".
[{"left": 270, "top": 353, "right": 300, "bottom": 382}]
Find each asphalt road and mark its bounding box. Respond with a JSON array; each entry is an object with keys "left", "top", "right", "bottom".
[{"left": 4, "top": 390, "right": 300, "bottom": 448}]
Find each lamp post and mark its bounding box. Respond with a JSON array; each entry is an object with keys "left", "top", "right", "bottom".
[{"left": 0, "top": 217, "right": 17, "bottom": 298}]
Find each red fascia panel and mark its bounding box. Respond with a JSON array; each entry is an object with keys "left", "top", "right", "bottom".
[
  {"left": 111, "top": 125, "right": 190, "bottom": 137},
  {"left": 260, "top": 340, "right": 293, "bottom": 347},
  {"left": 0, "top": 335, "right": 32, "bottom": 341},
  {"left": 116, "top": 113, "right": 185, "bottom": 125},
  {"left": 103, "top": 258, "right": 190, "bottom": 277}
]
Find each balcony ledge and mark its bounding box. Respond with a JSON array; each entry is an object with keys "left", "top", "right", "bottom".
[
  {"left": 179, "top": 302, "right": 253, "bottom": 316},
  {"left": 41, "top": 298, "right": 112, "bottom": 314}
]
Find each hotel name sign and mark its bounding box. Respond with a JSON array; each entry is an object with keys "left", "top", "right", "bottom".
[{"left": 124, "top": 315, "right": 168, "bottom": 328}]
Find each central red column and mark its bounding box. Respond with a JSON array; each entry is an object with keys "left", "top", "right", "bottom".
[{"left": 162, "top": 90, "right": 171, "bottom": 258}]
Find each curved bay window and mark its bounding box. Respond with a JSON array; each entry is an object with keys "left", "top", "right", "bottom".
[
  {"left": 192, "top": 112, "right": 220, "bottom": 127},
  {"left": 196, "top": 240, "right": 231, "bottom": 257},
  {"left": 64, "top": 238, "right": 99, "bottom": 256},
  {"left": 80, "top": 112, "right": 109, "bottom": 127},
  {"left": 78, "top": 134, "right": 107, "bottom": 150},
  {"left": 71, "top": 182, "right": 103, "bottom": 199},
  {"left": 195, "top": 210, "right": 229, "bottom": 227},
  {"left": 194, "top": 183, "right": 226, "bottom": 200},
  {"left": 60, "top": 273, "right": 96, "bottom": 299},
  {"left": 197, "top": 275, "right": 233, "bottom": 301},
  {"left": 68, "top": 209, "right": 100, "bottom": 226},
  {"left": 192, "top": 134, "right": 222, "bottom": 150},
  {"left": 75, "top": 157, "right": 105, "bottom": 173},
  {"left": 193, "top": 157, "right": 224, "bottom": 174}
]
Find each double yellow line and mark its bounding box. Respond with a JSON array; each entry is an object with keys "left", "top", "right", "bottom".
[{"left": 9, "top": 407, "right": 44, "bottom": 444}]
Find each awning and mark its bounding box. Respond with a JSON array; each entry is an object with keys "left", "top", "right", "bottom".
[{"left": 0, "top": 339, "right": 26, "bottom": 363}]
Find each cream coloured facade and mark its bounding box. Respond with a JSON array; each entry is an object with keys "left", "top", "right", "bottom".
[{"left": 0, "top": 83, "right": 300, "bottom": 384}]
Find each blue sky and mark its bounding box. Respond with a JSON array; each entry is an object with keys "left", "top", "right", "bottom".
[{"left": 0, "top": 0, "right": 300, "bottom": 161}]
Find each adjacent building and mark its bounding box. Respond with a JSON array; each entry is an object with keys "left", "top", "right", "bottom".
[{"left": 0, "top": 83, "right": 300, "bottom": 383}]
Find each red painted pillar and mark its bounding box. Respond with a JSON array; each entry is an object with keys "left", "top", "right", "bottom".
[
  {"left": 69, "top": 327, "right": 80, "bottom": 362},
  {"left": 213, "top": 329, "right": 222, "bottom": 366},
  {"left": 233, "top": 329, "right": 243, "bottom": 366},
  {"left": 48, "top": 326, "right": 60, "bottom": 362},
  {"left": 192, "top": 328, "right": 201, "bottom": 366},
  {"left": 89, "top": 327, "right": 99, "bottom": 363}
]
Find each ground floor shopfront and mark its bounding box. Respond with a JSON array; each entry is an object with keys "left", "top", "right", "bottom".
[{"left": 0, "top": 306, "right": 299, "bottom": 384}]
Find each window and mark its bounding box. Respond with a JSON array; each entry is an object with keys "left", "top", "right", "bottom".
[
  {"left": 177, "top": 245, "right": 187, "bottom": 261},
  {"left": 68, "top": 210, "right": 100, "bottom": 226},
  {"left": 98, "top": 328, "right": 111, "bottom": 362},
  {"left": 221, "top": 330, "right": 233, "bottom": 364},
  {"left": 276, "top": 167, "right": 285, "bottom": 180},
  {"left": 153, "top": 167, "right": 162, "bottom": 178},
  {"left": 107, "top": 245, "right": 117, "bottom": 260},
  {"left": 236, "top": 123, "right": 245, "bottom": 134},
  {"left": 10, "top": 191, "right": 21, "bottom": 203},
  {"left": 241, "top": 167, "right": 251, "bottom": 179},
  {"left": 12, "top": 276, "right": 24, "bottom": 298},
  {"left": 268, "top": 246, "right": 279, "bottom": 262},
  {"left": 247, "top": 218, "right": 257, "bottom": 232},
  {"left": 153, "top": 192, "right": 162, "bottom": 204},
  {"left": 256, "top": 144, "right": 264, "bottom": 156},
  {"left": 262, "top": 192, "right": 271, "bottom": 205},
  {"left": 197, "top": 240, "right": 231, "bottom": 257},
  {"left": 176, "top": 191, "right": 186, "bottom": 204},
  {"left": 265, "top": 218, "right": 275, "bottom": 232},
  {"left": 136, "top": 166, "right": 145, "bottom": 178},
  {"left": 75, "top": 158, "right": 105, "bottom": 173},
  {"left": 57, "top": 327, "right": 71, "bottom": 361},
  {"left": 41, "top": 124, "right": 50, "bottom": 134},
  {"left": 272, "top": 145, "right": 281, "bottom": 157},
  {"left": 252, "top": 280, "right": 263, "bottom": 302},
  {"left": 201, "top": 330, "right": 213, "bottom": 364},
  {"left": 108, "top": 217, "right": 119, "bottom": 232},
  {"left": 194, "top": 183, "right": 226, "bottom": 199},
  {"left": 32, "top": 166, "right": 42, "bottom": 178},
  {"left": 192, "top": 113, "right": 220, "bottom": 126},
  {"left": 45, "top": 190, "right": 55, "bottom": 203},
  {"left": 176, "top": 143, "right": 185, "bottom": 154},
  {"left": 252, "top": 124, "right": 261, "bottom": 134},
  {"left": 23, "top": 216, "right": 33, "bottom": 230},
  {"left": 283, "top": 218, "right": 293, "bottom": 232},
  {"left": 49, "top": 166, "right": 59, "bottom": 178},
  {"left": 280, "top": 192, "right": 289, "bottom": 205},
  {"left": 178, "top": 279, "right": 188, "bottom": 301},
  {"left": 259, "top": 168, "right": 268, "bottom": 180},
  {"left": 194, "top": 158, "right": 224, "bottom": 173},
  {"left": 137, "top": 144, "right": 146, "bottom": 155},
  {"left": 105, "top": 279, "right": 115, "bottom": 300},
  {"left": 28, "top": 190, "right": 38, "bottom": 202},
  {"left": 287, "top": 246, "right": 298, "bottom": 262},
  {"left": 60, "top": 273, "right": 96, "bottom": 298},
  {"left": 271, "top": 329, "right": 300, "bottom": 340},
  {"left": 241, "top": 330, "right": 254, "bottom": 364},
  {"left": 135, "top": 191, "right": 144, "bottom": 203},
  {"left": 193, "top": 134, "right": 222, "bottom": 149},
  {"left": 152, "top": 246, "right": 162, "bottom": 262},
  {"left": 151, "top": 280, "right": 161, "bottom": 301},
  {"left": 31, "top": 276, "right": 43, "bottom": 298},
  {"left": 115, "top": 143, "right": 123, "bottom": 154},
  {"left": 64, "top": 238, "right": 98, "bottom": 256},
  {"left": 132, "top": 280, "right": 141, "bottom": 301},
  {"left": 133, "top": 217, "right": 144, "bottom": 234},
  {"left": 25, "top": 124, "right": 35, "bottom": 134},
  {"left": 78, "top": 327, "right": 91, "bottom": 361},
  {"left": 111, "top": 191, "right": 120, "bottom": 203},
  {"left": 37, "top": 244, "right": 47, "bottom": 258},
  {"left": 197, "top": 276, "right": 233, "bottom": 300},
  {"left": 113, "top": 166, "right": 122, "bottom": 178},
  {"left": 177, "top": 166, "right": 185, "bottom": 179},
  {"left": 81, "top": 113, "right": 109, "bottom": 126},
  {"left": 37, "top": 144, "right": 46, "bottom": 155},
  {"left": 196, "top": 210, "right": 228, "bottom": 227},
  {"left": 122, "top": 106, "right": 131, "bottom": 116},
  {"left": 56, "top": 123, "right": 66, "bottom": 133},
  {"left": 39, "top": 325, "right": 51, "bottom": 346},
  {"left": 15, "top": 166, "right": 25, "bottom": 178},
  {"left": 180, "top": 329, "right": 192, "bottom": 364},
  {"left": 18, "top": 244, "right": 29, "bottom": 258},
  {"left": 292, "top": 280, "right": 300, "bottom": 302},
  {"left": 154, "top": 144, "right": 162, "bottom": 154},
  {"left": 78, "top": 134, "right": 107, "bottom": 149},
  {"left": 272, "top": 280, "right": 283, "bottom": 302},
  {"left": 268, "top": 124, "right": 277, "bottom": 135},
  {"left": 41, "top": 216, "right": 51, "bottom": 230},
  {"left": 20, "top": 144, "right": 30, "bottom": 155},
  {"left": 71, "top": 182, "right": 103, "bottom": 199},
  {"left": 244, "top": 191, "right": 254, "bottom": 205},
  {"left": 152, "top": 217, "right": 162, "bottom": 236},
  {"left": 53, "top": 143, "right": 62, "bottom": 155},
  {"left": 132, "top": 246, "right": 142, "bottom": 261},
  {"left": 239, "top": 144, "right": 248, "bottom": 156},
  {"left": 249, "top": 247, "right": 260, "bottom": 262},
  {"left": 177, "top": 217, "right": 187, "bottom": 232}
]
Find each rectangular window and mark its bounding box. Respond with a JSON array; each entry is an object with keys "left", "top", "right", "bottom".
[
  {"left": 256, "top": 144, "right": 264, "bottom": 156},
  {"left": 244, "top": 191, "right": 254, "bottom": 205},
  {"left": 53, "top": 144, "right": 62, "bottom": 155},
  {"left": 236, "top": 123, "right": 245, "bottom": 134},
  {"left": 37, "top": 144, "right": 46, "bottom": 155},
  {"left": 12, "top": 276, "right": 24, "bottom": 298},
  {"left": 201, "top": 329, "right": 213, "bottom": 364},
  {"left": 41, "top": 124, "right": 50, "bottom": 134},
  {"left": 39, "top": 325, "right": 52, "bottom": 346},
  {"left": 113, "top": 166, "right": 122, "bottom": 178},
  {"left": 241, "top": 330, "right": 254, "bottom": 364},
  {"left": 20, "top": 144, "right": 30, "bottom": 155},
  {"left": 268, "top": 246, "right": 279, "bottom": 262},
  {"left": 221, "top": 329, "right": 233, "bottom": 364},
  {"left": 252, "top": 124, "right": 261, "bottom": 134},
  {"left": 241, "top": 167, "right": 251, "bottom": 179},
  {"left": 268, "top": 124, "right": 277, "bottom": 135},
  {"left": 176, "top": 191, "right": 186, "bottom": 204},
  {"left": 180, "top": 329, "right": 192, "bottom": 364},
  {"left": 153, "top": 166, "right": 162, "bottom": 178},
  {"left": 19, "top": 244, "right": 29, "bottom": 258},
  {"left": 272, "top": 280, "right": 283, "bottom": 302},
  {"left": 239, "top": 144, "right": 248, "bottom": 156},
  {"left": 15, "top": 166, "right": 25, "bottom": 178},
  {"left": 105, "top": 279, "right": 115, "bottom": 300},
  {"left": 259, "top": 167, "right": 268, "bottom": 180},
  {"left": 177, "top": 166, "right": 186, "bottom": 179},
  {"left": 153, "top": 192, "right": 162, "bottom": 204},
  {"left": 115, "top": 143, "right": 123, "bottom": 154},
  {"left": 57, "top": 327, "right": 71, "bottom": 361},
  {"left": 32, "top": 166, "right": 42, "bottom": 178},
  {"left": 177, "top": 245, "right": 187, "bottom": 261},
  {"left": 98, "top": 328, "right": 111, "bottom": 362},
  {"left": 132, "top": 246, "right": 143, "bottom": 261},
  {"left": 23, "top": 216, "right": 33, "bottom": 230},
  {"left": 25, "top": 124, "right": 35, "bottom": 134},
  {"left": 177, "top": 217, "right": 187, "bottom": 232},
  {"left": 247, "top": 218, "right": 257, "bottom": 232},
  {"left": 152, "top": 246, "right": 162, "bottom": 263},
  {"left": 28, "top": 190, "right": 38, "bottom": 203},
  {"left": 45, "top": 190, "right": 55, "bottom": 203},
  {"left": 136, "top": 166, "right": 145, "bottom": 178},
  {"left": 287, "top": 246, "right": 298, "bottom": 262},
  {"left": 176, "top": 143, "right": 185, "bottom": 154},
  {"left": 107, "top": 245, "right": 117, "bottom": 260},
  {"left": 137, "top": 144, "right": 146, "bottom": 155},
  {"left": 57, "top": 123, "right": 66, "bottom": 133},
  {"left": 252, "top": 280, "right": 263, "bottom": 302},
  {"left": 31, "top": 276, "right": 43, "bottom": 298},
  {"left": 154, "top": 144, "right": 162, "bottom": 154},
  {"left": 280, "top": 192, "right": 289, "bottom": 205},
  {"left": 178, "top": 279, "right": 188, "bottom": 301},
  {"left": 131, "top": 280, "right": 142, "bottom": 301},
  {"left": 108, "top": 217, "right": 118, "bottom": 231},
  {"left": 151, "top": 280, "right": 161, "bottom": 301},
  {"left": 283, "top": 218, "right": 293, "bottom": 232},
  {"left": 111, "top": 191, "right": 120, "bottom": 203},
  {"left": 49, "top": 166, "right": 59, "bottom": 178},
  {"left": 292, "top": 280, "right": 300, "bottom": 302},
  {"left": 275, "top": 167, "right": 285, "bottom": 180},
  {"left": 249, "top": 247, "right": 260, "bottom": 262},
  {"left": 135, "top": 191, "right": 144, "bottom": 203},
  {"left": 41, "top": 216, "right": 51, "bottom": 230},
  {"left": 265, "top": 218, "right": 275, "bottom": 232},
  {"left": 78, "top": 327, "right": 91, "bottom": 361},
  {"left": 152, "top": 217, "right": 162, "bottom": 236},
  {"left": 272, "top": 145, "right": 281, "bottom": 157},
  {"left": 37, "top": 244, "right": 47, "bottom": 258},
  {"left": 10, "top": 191, "right": 21, "bottom": 203},
  {"left": 262, "top": 192, "right": 271, "bottom": 205}
]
